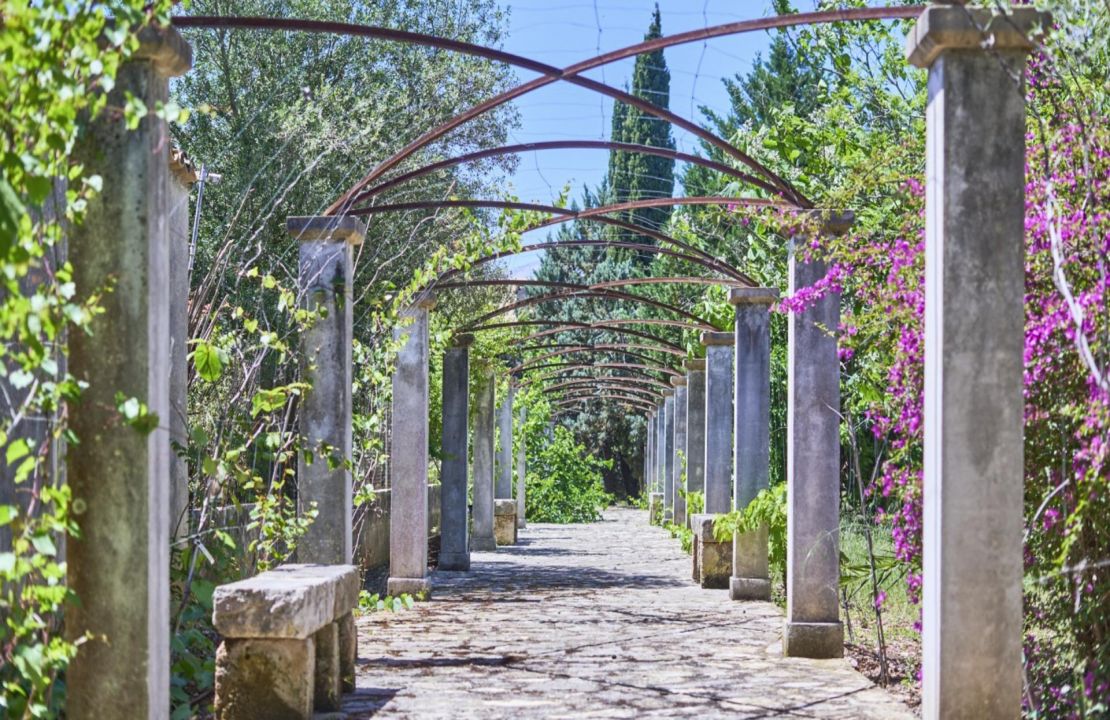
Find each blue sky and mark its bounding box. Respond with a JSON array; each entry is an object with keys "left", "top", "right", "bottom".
[{"left": 494, "top": 0, "right": 778, "bottom": 275}]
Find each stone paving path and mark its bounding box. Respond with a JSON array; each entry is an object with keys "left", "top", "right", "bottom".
[{"left": 343, "top": 507, "right": 916, "bottom": 719}]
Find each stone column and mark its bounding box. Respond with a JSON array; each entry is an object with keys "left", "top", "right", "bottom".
[
  {"left": 684, "top": 359, "right": 706, "bottom": 499},
  {"left": 496, "top": 383, "right": 514, "bottom": 498},
  {"left": 784, "top": 215, "right": 849, "bottom": 658},
  {"left": 168, "top": 152, "right": 196, "bottom": 542},
  {"left": 661, "top": 390, "right": 675, "bottom": 522},
  {"left": 66, "top": 27, "right": 190, "bottom": 719},
  {"left": 289, "top": 214, "right": 364, "bottom": 566},
  {"left": 907, "top": 7, "right": 1045, "bottom": 716},
  {"left": 388, "top": 295, "right": 435, "bottom": 596},
  {"left": 671, "top": 377, "right": 688, "bottom": 527},
  {"left": 471, "top": 369, "right": 497, "bottom": 551},
  {"left": 439, "top": 335, "right": 471, "bottom": 571},
  {"left": 515, "top": 404, "right": 527, "bottom": 528},
  {"left": 645, "top": 413, "right": 655, "bottom": 494},
  {"left": 729, "top": 288, "right": 777, "bottom": 601},
  {"left": 655, "top": 401, "right": 666, "bottom": 496},
  {"left": 701, "top": 331, "right": 734, "bottom": 515}
]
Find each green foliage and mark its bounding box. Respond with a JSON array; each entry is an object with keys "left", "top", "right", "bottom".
[
  {"left": 357, "top": 591, "right": 415, "bottom": 614},
  {"left": 714, "top": 484, "right": 787, "bottom": 577},
  {"left": 525, "top": 427, "right": 613, "bottom": 524},
  {"left": 680, "top": 489, "right": 704, "bottom": 516},
  {"left": 663, "top": 520, "right": 694, "bottom": 555},
  {"left": 0, "top": 2, "right": 172, "bottom": 716}
]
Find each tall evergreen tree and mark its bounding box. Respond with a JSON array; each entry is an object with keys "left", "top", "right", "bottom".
[{"left": 606, "top": 4, "right": 675, "bottom": 245}]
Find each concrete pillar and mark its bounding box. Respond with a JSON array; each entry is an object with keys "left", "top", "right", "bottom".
[
  {"left": 439, "top": 335, "right": 471, "bottom": 570},
  {"left": 907, "top": 7, "right": 1045, "bottom": 716},
  {"left": 661, "top": 391, "right": 675, "bottom": 522},
  {"left": 671, "top": 377, "right": 688, "bottom": 527},
  {"left": 784, "top": 215, "right": 849, "bottom": 659},
  {"left": 168, "top": 152, "right": 196, "bottom": 542},
  {"left": 515, "top": 404, "right": 527, "bottom": 528},
  {"left": 729, "top": 288, "right": 777, "bottom": 601},
  {"left": 289, "top": 215, "right": 364, "bottom": 566},
  {"left": 655, "top": 402, "right": 666, "bottom": 496},
  {"left": 701, "top": 331, "right": 734, "bottom": 515},
  {"left": 684, "top": 359, "right": 706, "bottom": 499},
  {"left": 645, "top": 413, "right": 655, "bottom": 495},
  {"left": 66, "top": 26, "right": 190, "bottom": 719},
  {"left": 496, "top": 383, "right": 514, "bottom": 498},
  {"left": 388, "top": 296, "right": 435, "bottom": 596},
  {"left": 471, "top": 370, "right": 497, "bottom": 551}
]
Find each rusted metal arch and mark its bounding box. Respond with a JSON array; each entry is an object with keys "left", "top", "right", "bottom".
[
  {"left": 541, "top": 379, "right": 661, "bottom": 401},
  {"left": 461, "top": 288, "right": 714, "bottom": 332},
  {"left": 523, "top": 373, "right": 671, "bottom": 392},
  {"left": 513, "top": 346, "right": 681, "bottom": 374},
  {"left": 513, "top": 325, "right": 684, "bottom": 353},
  {"left": 437, "top": 278, "right": 742, "bottom": 306},
  {"left": 322, "top": 6, "right": 923, "bottom": 213},
  {"left": 547, "top": 384, "right": 662, "bottom": 401},
  {"left": 517, "top": 362, "right": 681, "bottom": 379},
  {"left": 552, "top": 395, "right": 657, "bottom": 412},
  {"left": 467, "top": 319, "right": 692, "bottom": 354},
  {"left": 518, "top": 342, "right": 686, "bottom": 360},
  {"left": 354, "top": 198, "right": 754, "bottom": 282},
  {"left": 541, "top": 378, "right": 665, "bottom": 398},
  {"left": 169, "top": 16, "right": 794, "bottom": 212},
  {"left": 350, "top": 141, "right": 781, "bottom": 204},
  {"left": 438, "top": 240, "right": 733, "bottom": 287}
]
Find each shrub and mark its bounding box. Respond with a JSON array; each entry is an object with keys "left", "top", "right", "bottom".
[{"left": 524, "top": 427, "right": 613, "bottom": 523}]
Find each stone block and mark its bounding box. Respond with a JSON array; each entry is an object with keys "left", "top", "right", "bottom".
[
  {"left": 313, "top": 622, "right": 341, "bottom": 711},
  {"left": 783, "top": 621, "right": 844, "bottom": 659},
  {"left": 215, "top": 637, "right": 315, "bottom": 720},
  {"left": 494, "top": 499, "right": 517, "bottom": 546},
  {"left": 213, "top": 564, "right": 359, "bottom": 640},
  {"left": 337, "top": 612, "right": 357, "bottom": 693},
  {"left": 387, "top": 576, "right": 431, "bottom": 597},
  {"left": 690, "top": 514, "right": 731, "bottom": 589},
  {"left": 648, "top": 493, "right": 663, "bottom": 525}
]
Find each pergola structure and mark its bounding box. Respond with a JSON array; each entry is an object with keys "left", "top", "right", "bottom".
[{"left": 58, "top": 6, "right": 1047, "bottom": 719}]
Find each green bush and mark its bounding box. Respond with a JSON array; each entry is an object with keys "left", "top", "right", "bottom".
[{"left": 525, "top": 427, "right": 613, "bottom": 523}]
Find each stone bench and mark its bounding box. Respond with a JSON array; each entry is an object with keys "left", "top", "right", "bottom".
[
  {"left": 494, "top": 498, "right": 517, "bottom": 545},
  {"left": 213, "top": 564, "right": 360, "bottom": 719},
  {"left": 690, "top": 514, "right": 731, "bottom": 589}
]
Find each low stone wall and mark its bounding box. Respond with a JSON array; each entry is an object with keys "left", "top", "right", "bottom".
[{"left": 355, "top": 484, "right": 442, "bottom": 578}]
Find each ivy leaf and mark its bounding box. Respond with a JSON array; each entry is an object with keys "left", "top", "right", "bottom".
[
  {"left": 191, "top": 341, "right": 227, "bottom": 383},
  {"left": 0, "top": 175, "right": 25, "bottom": 257}
]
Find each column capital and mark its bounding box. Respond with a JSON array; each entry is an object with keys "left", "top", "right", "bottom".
[
  {"left": 729, "top": 287, "right": 779, "bottom": 306},
  {"left": 662, "top": 389, "right": 674, "bottom": 398},
  {"left": 906, "top": 6, "right": 1049, "bottom": 68},
  {"left": 413, "top": 291, "right": 437, "bottom": 311},
  {"left": 683, "top": 358, "right": 706, "bottom": 372},
  {"left": 135, "top": 25, "right": 192, "bottom": 77},
  {"left": 700, "top": 331, "right": 733, "bottom": 347},
  {"left": 287, "top": 215, "right": 366, "bottom": 245},
  {"left": 451, "top": 332, "right": 475, "bottom": 347},
  {"left": 670, "top": 375, "right": 687, "bottom": 388}
]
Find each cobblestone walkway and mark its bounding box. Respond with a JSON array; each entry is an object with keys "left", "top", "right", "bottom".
[{"left": 344, "top": 507, "right": 916, "bottom": 719}]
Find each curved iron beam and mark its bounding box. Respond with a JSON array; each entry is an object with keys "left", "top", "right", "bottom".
[
  {"left": 514, "top": 345, "right": 681, "bottom": 373},
  {"left": 518, "top": 342, "right": 686, "bottom": 360},
  {"left": 438, "top": 277, "right": 742, "bottom": 298},
  {"left": 547, "top": 384, "right": 662, "bottom": 400},
  {"left": 541, "top": 377, "right": 665, "bottom": 396},
  {"left": 351, "top": 141, "right": 779, "bottom": 203},
  {"left": 523, "top": 373, "right": 671, "bottom": 392},
  {"left": 589, "top": 276, "right": 744, "bottom": 290},
  {"left": 517, "top": 362, "right": 680, "bottom": 378},
  {"left": 354, "top": 197, "right": 753, "bottom": 282},
  {"left": 438, "top": 240, "right": 732, "bottom": 286},
  {"left": 321, "top": 6, "right": 922, "bottom": 213},
  {"left": 462, "top": 289, "right": 713, "bottom": 331},
  {"left": 512, "top": 325, "right": 685, "bottom": 353},
  {"left": 552, "top": 395, "right": 657, "bottom": 412}
]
